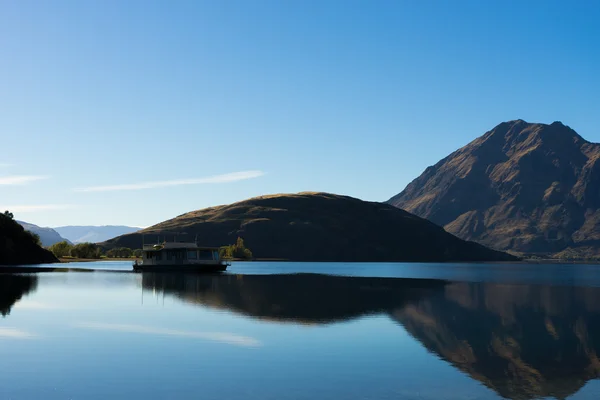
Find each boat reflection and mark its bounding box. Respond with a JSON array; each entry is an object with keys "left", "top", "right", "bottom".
[
  {"left": 393, "top": 281, "right": 600, "bottom": 400},
  {"left": 141, "top": 272, "right": 447, "bottom": 324},
  {"left": 0, "top": 274, "right": 38, "bottom": 317}
]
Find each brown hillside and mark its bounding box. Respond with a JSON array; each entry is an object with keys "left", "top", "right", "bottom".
[
  {"left": 103, "top": 192, "right": 516, "bottom": 262},
  {"left": 388, "top": 120, "right": 600, "bottom": 258}
]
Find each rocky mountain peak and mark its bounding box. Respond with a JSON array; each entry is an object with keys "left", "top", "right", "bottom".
[{"left": 388, "top": 120, "right": 600, "bottom": 257}]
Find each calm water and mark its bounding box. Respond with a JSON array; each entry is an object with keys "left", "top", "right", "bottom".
[{"left": 2, "top": 261, "right": 600, "bottom": 400}]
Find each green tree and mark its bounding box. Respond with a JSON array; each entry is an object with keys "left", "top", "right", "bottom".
[
  {"left": 106, "top": 247, "right": 133, "bottom": 258},
  {"left": 26, "top": 232, "right": 41, "bottom": 247},
  {"left": 133, "top": 249, "right": 143, "bottom": 258},
  {"left": 220, "top": 237, "right": 253, "bottom": 260},
  {"left": 70, "top": 243, "right": 103, "bottom": 259},
  {"left": 49, "top": 241, "right": 73, "bottom": 258},
  {"left": 3, "top": 210, "right": 14, "bottom": 219}
]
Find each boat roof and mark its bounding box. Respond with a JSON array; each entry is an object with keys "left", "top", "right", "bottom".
[{"left": 143, "top": 242, "right": 219, "bottom": 251}]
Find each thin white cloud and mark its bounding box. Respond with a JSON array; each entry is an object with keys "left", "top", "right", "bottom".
[
  {"left": 73, "top": 170, "right": 265, "bottom": 192},
  {"left": 0, "top": 163, "right": 13, "bottom": 168},
  {"left": 13, "top": 301, "right": 62, "bottom": 310},
  {"left": 0, "top": 327, "right": 37, "bottom": 339},
  {"left": 0, "top": 204, "right": 76, "bottom": 213},
  {"left": 0, "top": 175, "right": 48, "bottom": 185},
  {"left": 74, "top": 322, "right": 261, "bottom": 347}
]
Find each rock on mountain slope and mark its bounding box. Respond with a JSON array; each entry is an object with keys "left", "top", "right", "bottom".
[
  {"left": 388, "top": 120, "right": 600, "bottom": 258},
  {"left": 102, "top": 192, "right": 516, "bottom": 262},
  {"left": 17, "top": 221, "right": 70, "bottom": 247},
  {"left": 54, "top": 225, "right": 141, "bottom": 243}
]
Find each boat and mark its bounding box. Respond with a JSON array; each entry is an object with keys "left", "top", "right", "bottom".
[{"left": 132, "top": 240, "right": 230, "bottom": 273}]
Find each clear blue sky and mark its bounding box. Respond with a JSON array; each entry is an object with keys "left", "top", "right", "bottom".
[{"left": 1, "top": 0, "right": 599, "bottom": 228}]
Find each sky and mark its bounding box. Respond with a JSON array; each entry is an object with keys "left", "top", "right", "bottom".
[{"left": 1, "top": 0, "right": 599, "bottom": 228}]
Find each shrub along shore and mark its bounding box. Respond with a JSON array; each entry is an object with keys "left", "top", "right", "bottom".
[{"left": 48, "top": 237, "right": 254, "bottom": 262}]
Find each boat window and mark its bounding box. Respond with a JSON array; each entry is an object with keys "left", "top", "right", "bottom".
[
  {"left": 155, "top": 252, "right": 162, "bottom": 261},
  {"left": 187, "top": 251, "right": 197, "bottom": 259},
  {"left": 166, "top": 251, "right": 172, "bottom": 260},
  {"left": 212, "top": 250, "right": 219, "bottom": 260},
  {"left": 199, "top": 250, "right": 213, "bottom": 260}
]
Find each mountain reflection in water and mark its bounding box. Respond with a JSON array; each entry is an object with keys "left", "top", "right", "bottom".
[
  {"left": 0, "top": 274, "right": 37, "bottom": 317},
  {"left": 143, "top": 273, "right": 600, "bottom": 400},
  {"left": 394, "top": 282, "right": 600, "bottom": 400}
]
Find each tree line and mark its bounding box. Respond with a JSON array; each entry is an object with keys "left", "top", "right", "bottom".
[
  {"left": 48, "top": 237, "right": 253, "bottom": 260},
  {"left": 48, "top": 241, "right": 143, "bottom": 259},
  {"left": 4, "top": 209, "right": 254, "bottom": 261},
  {"left": 1, "top": 210, "right": 43, "bottom": 253}
]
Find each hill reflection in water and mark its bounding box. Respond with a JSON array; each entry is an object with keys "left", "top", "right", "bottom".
[
  {"left": 143, "top": 272, "right": 600, "bottom": 400},
  {"left": 0, "top": 274, "right": 37, "bottom": 317},
  {"left": 141, "top": 272, "right": 446, "bottom": 324}
]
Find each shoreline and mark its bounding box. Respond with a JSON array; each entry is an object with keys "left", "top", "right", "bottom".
[
  {"left": 59, "top": 257, "right": 139, "bottom": 263},
  {"left": 57, "top": 257, "right": 600, "bottom": 264}
]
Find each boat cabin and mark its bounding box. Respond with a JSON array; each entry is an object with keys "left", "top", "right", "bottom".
[{"left": 140, "top": 241, "right": 222, "bottom": 266}]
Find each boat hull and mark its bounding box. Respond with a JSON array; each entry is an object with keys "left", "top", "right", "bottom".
[{"left": 132, "top": 263, "right": 228, "bottom": 273}]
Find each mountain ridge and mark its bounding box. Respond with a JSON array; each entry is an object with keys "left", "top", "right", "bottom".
[
  {"left": 17, "top": 221, "right": 71, "bottom": 247},
  {"left": 54, "top": 225, "right": 141, "bottom": 244}
]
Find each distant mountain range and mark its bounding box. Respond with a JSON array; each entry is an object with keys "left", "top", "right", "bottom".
[
  {"left": 53, "top": 225, "right": 141, "bottom": 244},
  {"left": 103, "top": 192, "right": 516, "bottom": 262},
  {"left": 388, "top": 120, "right": 600, "bottom": 258},
  {"left": 17, "top": 221, "right": 70, "bottom": 247}
]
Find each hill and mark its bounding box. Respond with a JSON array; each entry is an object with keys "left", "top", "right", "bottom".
[
  {"left": 54, "top": 225, "right": 141, "bottom": 243},
  {"left": 0, "top": 213, "right": 58, "bottom": 265},
  {"left": 17, "top": 221, "right": 70, "bottom": 247},
  {"left": 388, "top": 120, "right": 600, "bottom": 258},
  {"left": 103, "top": 192, "right": 516, "bottom": 262}
]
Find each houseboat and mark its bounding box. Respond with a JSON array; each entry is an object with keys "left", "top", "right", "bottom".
[{"left": 132, "top": 240, "right": 229, "bottom": 273}]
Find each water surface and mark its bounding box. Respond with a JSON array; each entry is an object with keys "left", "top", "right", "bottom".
[{"left": 2, "top": 262, "right": 600, "bottom": 399}]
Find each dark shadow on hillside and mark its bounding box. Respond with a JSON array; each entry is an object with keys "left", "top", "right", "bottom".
[
  {"left": 392, "top": 281, "right": 600, "bottom": 400},
  {"left": 141, "top": 273, "right": 447, "bottom": 324},
  {"left": 0, "top": 274, "right": 38, "bottom": 317}
]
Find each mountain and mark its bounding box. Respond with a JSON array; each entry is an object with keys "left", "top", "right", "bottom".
[
  {"left": 393, "top": 281, "right": 600, "bottom": 400},
  {"left": 388, "top": 120, "right": 600, "bottom": 258},
  {"left": 1, "top": 213, "right": 58, "bottom": 265},
  {"left": 17, "top": 221, "right": 70, "bottom": 247},
  {"left": 54, "top": 225, "right": 141, "bottom": 244},
  {"left": 102, "top": 192, "right": 517, "bottom": 262}
]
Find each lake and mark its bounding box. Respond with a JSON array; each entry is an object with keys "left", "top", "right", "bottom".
[{"left": 2, "top": 261, "right": 600, "bottom": 399}]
